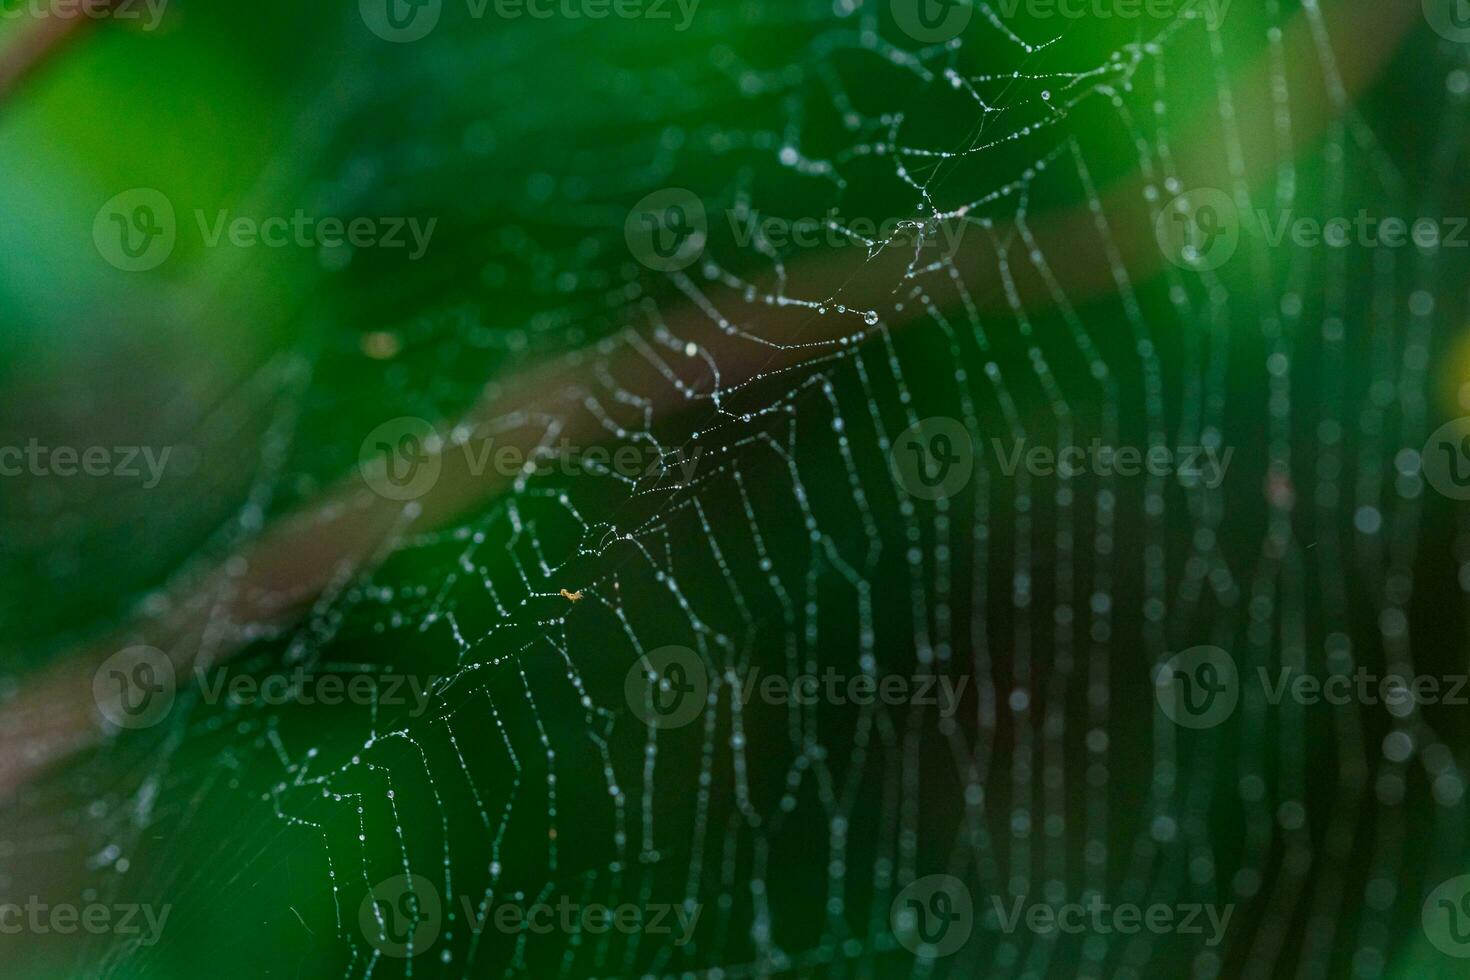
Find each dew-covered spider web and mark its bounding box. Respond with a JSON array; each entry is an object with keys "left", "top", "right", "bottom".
[{"left": 6, "top": 1, "right": 1470, "bottom": 978}]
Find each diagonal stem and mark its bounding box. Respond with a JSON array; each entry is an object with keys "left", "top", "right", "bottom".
[
  {"left": 0, "top": 3, "right": 109, "bottom": 105},
  {"left": 0, "top": 0, "right": 1423, "bottom": 798}
]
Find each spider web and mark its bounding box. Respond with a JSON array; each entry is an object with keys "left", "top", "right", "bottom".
[{"left": 5, "top": 1, "right": 1470, "bottom": 978}]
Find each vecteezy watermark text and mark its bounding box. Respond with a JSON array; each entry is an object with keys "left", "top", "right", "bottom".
[
  {"left": 726, "top": 208, "right": 968, "bottom": 256},
  {"left": 890, "top": 0, "right": 1229, "bottom": 44},
  {"left": 94, "top": 188, "right": 437, "bottom": 272},
  {"left": 993, "top": 0, "right": 1230, "bottom": 27},
  {"left": 194, "top": 667, "right": 439, "bottom": 717},
  {"left": 887, "top": 877, "right": 1233, "bottom": 957},
  {"left": 460, "top": 895, "right": 699, "bottom": 945},
  {"left": 0, "top": 898, "right": 171, "bottom": 946},
  {"left": 193, "top": 210, "right": 436, "bottom": 259},
  {"left": 889, "top": 417, "right": 1233, "bottom": 501},
  {"left": 92, "top": 645, "right": 440, "bottom": 731},
  {"left": 359, "top": 874, "right": 700, "bottom": 958},
  {"left": 987, "top": 437, "right": 1232, "bottom": 487},
  {"left": 624, "top": 191, "right": 968, "bottom": 272},
  {"left": 734, "top": 666, "right": 968, "bottom": 716},
  {"left": 989, "top": 894, "right": 1234, "bottom": 946},
  {"left": 623, "top": 646, "right": 968, "bottom": 729},
  {"left": 1258, "top": 666, "right": 1470, "bottom": 715},
  {"left": 358, "top": 416, "right": 704, "bottom": 501},
  {"left": 1252, "top": 209, "right": 1470, "bottom": 250},
  {"left": 1155, "top": 645, "right": 1470, "bottom": 731},
  {"left": 0, "top": 0, "right": 167, "bottom": 29},
  {"left": 359, "top": 0, "right": 699, "bottom": 42},
  {"left": 0, "top": 441, "right": 172, "bottom": 487},
  {"left": 1157, "top": 188, "right": 1470, "bottom": 271}
]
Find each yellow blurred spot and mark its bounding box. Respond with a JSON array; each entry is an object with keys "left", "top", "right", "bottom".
[
  {"left": 362, "top": 331, "right": 401, "bottom": 360},
  {"left": 1442, "top": 327, "right": 1470, "bottom": 414}
]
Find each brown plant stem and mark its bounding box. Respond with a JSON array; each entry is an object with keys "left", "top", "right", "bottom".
[
  {"left": 0, "top": 4, "right": 105, "bottom": 104},
  {"left": 0, "top": 0, "right": 1421, "bottom": 799}
]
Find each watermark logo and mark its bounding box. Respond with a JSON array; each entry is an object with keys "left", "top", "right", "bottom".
[
  {"left": 358, "top": 874, "right": 699, "bottom": 955},
  {"left": 1257, "top": 666, "right": 1470, "bottom": 715},
  {"left": 360, "top": 0, "right": 442, "bottom": 41},
  {"left": 624, "top": 652, "right": 967, "bottom": 729},
  {"left": 194, "top": 210, "right": 436, "bottom": 259},
  {"left": 1190, "top": 0, "right": 1231, "bottom": 30},
  {"left": 96, "top": 189, "right": 437, "bottom": 271},
  {"left": 737, "top": 668, "right": 968, "bottom": 717},
  {"left": 466, "top": 895, "right": 700, "bottom": 943},
  {"left": 0, "top": 441, "right": 174, "bottom": 487},
  {"left": 1422, "top": 418, "right": 1470, "bottom": 500},
  {"left": 92, "top": 645, "right": 176, "bottom": 731},
  {"left": 990, "top": 894, "right": 1233, "bottom": 945},
  {"left": 1165, "top": 201, "right": 1470, "bottom": 267},
  {"left": 624, "top": 645, "right": 707, "bottom": 729},
  {"left": 890, "top": 417, "right": 975, "bottom": 501},
  {"left": 988, "top": 437, "right": 1231, "bottom": 487},
  {"left": 727, "top": 208, "right": 967, "bottom": 257},
  {"left": 361, "top": 874, "right": 442, "bottom": 958},
  {"left": 626, "top": 188, "right": 707, "bottom": 272},
  {"left": 990, "top": 0, "right": 1231, "bottom": 29},
  {"left": 92, "top": 646, "right": 437, "bottom": 729},
  {"left": 94, "top": 188, "right": 176, "bottom": 272},
  {"left": 1154, "top": 645, "right": 1238, "bottom": 729},
  {"left": 1, "top": 0, "right": 169, "bottom": 29},
  {"left": 1425, "top": 0, "right": 1470, "bottom": 43},
  {"left": 361, "top": 0, "right": 698, "bottom": 38},
  {"left": 359, "top": 417, "right": 444, "bottom": 501},
  {"left": 357, "top": 417, "right": 705, "bottom": 501},
  {"left": 196, "top": 667, "right": 439, "bottom": 717},
  {"left": 487, "top": 0, "right": 699, "bottom": 27},
  {"left": 1423, "top": 874, "right": 1470, "bottom": 957},
  {"left": 1253, "top": 210, "right": 1468, "bottom": 251},
  {"left": 0, "top": 898, "right": 171, "bottom": 944},
  {"left": 894, "top": 429, "right": 1233, "bottom": 489},
  {"left": 1156, "top": 188, "right": 1239, "bottom": 272},
  {"left": 891, "top": 0, "right": 973, "bottom": 43},
  {"left": 891, "top": 875, "right": 973, "bottom": 957}
]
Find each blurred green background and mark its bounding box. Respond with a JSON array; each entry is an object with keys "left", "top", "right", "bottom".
[{"left": 3, "top": 1, "right": 1470, "bottom": 978}]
